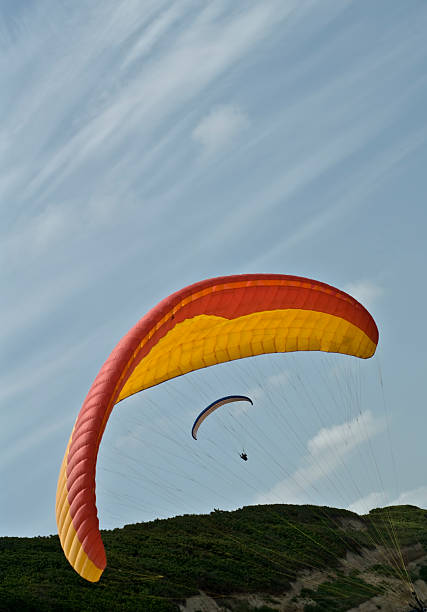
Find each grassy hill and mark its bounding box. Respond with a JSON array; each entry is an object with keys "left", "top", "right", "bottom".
[{"left": 1, "top": 504, "right": 427, "bottom": 612}]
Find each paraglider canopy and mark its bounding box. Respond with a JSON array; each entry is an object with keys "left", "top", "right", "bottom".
[
  {"left": 191, "top": 395, "right": 253, "bottom": 440},
  {"left": 55, "top": 273, "right": 378, "bottom": 581}
]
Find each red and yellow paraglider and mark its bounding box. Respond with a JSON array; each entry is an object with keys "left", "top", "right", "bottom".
[{"left": 56, "top": 274, "right": 378, "bottom": 581}]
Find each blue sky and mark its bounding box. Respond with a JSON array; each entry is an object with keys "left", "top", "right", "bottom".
[{"left": 2, "top": 0, "right": 427, "bottom": 538}]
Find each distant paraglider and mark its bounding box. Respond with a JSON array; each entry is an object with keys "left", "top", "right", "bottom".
[
  {"left": 56, "top": 273, "right": 378, "bottom": 581},
  {"left": 191, "top": 395, "right": 253, "bottom": 440}
]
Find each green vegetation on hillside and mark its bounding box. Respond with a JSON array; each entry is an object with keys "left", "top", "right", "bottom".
[{"left": 1, "top": 504, "right": 426, "bottom": 611}]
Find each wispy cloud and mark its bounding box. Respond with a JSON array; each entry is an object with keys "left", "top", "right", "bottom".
[
  {"left": 2, "top": 0, "right": 427, "bottom": 538},
  {"left": 249, "top": 118, "right": 427, "bottom": 271},
  {"left": 308, "top": 411, "right": 381, "bottom": 457},
  {"left": 348, "top": 485, "right": 427, "bottom": 515},
  {"left": 348, "top": 491, "right": 389, "bottom": 515},
  {"left": 122, "top": 1, "right": 193, "bottom": 69},
  {"left": 256, "top": 410, "right": 385, "bottom": 505},
  {"left": 2, "top": 0, "right": 300, "bottom": 264},
  {"left": 391, "top": 485, "right": 427, "bottom": 509},
  {"left": 0, "top": 415, "right": 71, "bottom": 473},
  {"left": 193, "top": 105, "right": 249, "bottom": 157},
  {"left": 246, "top": 369, "right": 291, "bottom": 402}
]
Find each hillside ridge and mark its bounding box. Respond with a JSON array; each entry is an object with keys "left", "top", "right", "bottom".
[{"left": 1, "top": 504, "right": 427, "bottom": 611}]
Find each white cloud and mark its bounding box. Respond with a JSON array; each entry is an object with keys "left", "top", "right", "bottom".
[
  {"left": 390, "top": 485, "right": 427, "bottom": 510},
  {"left": 266, "top": 370, "right": 291, "bottom": 388},
  {"left": 245, "top": 84, "right": 427, "bottom": 271},
  {"left": 30, "top": 205, "right": 73, "bottom": 251},
  {"left": 2, "top": 0, "right": 294, "bottom": 258},
  {"left": 347, "top": 485, "right": 427, "bottom": 515},
  {"left": 256, "top": 410, "right": 385, "bottom": 505},
  {"left": 122, "top": 1, "right": 191, "bottom": 69},
  {"left": 308, "top": 410, "right": 383, "bottom": 457},
  {"left": 348, "top": 491, "right": 388, "bottom": 515},
  {"left": 2, "top": 0, "right": 427, "bottom": 539},
  {"left": 192, "top": 105, "right": 249, "bottom": 156},
  {"left": 246, "top": 369, "right": 290, "bottom": 401}
]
